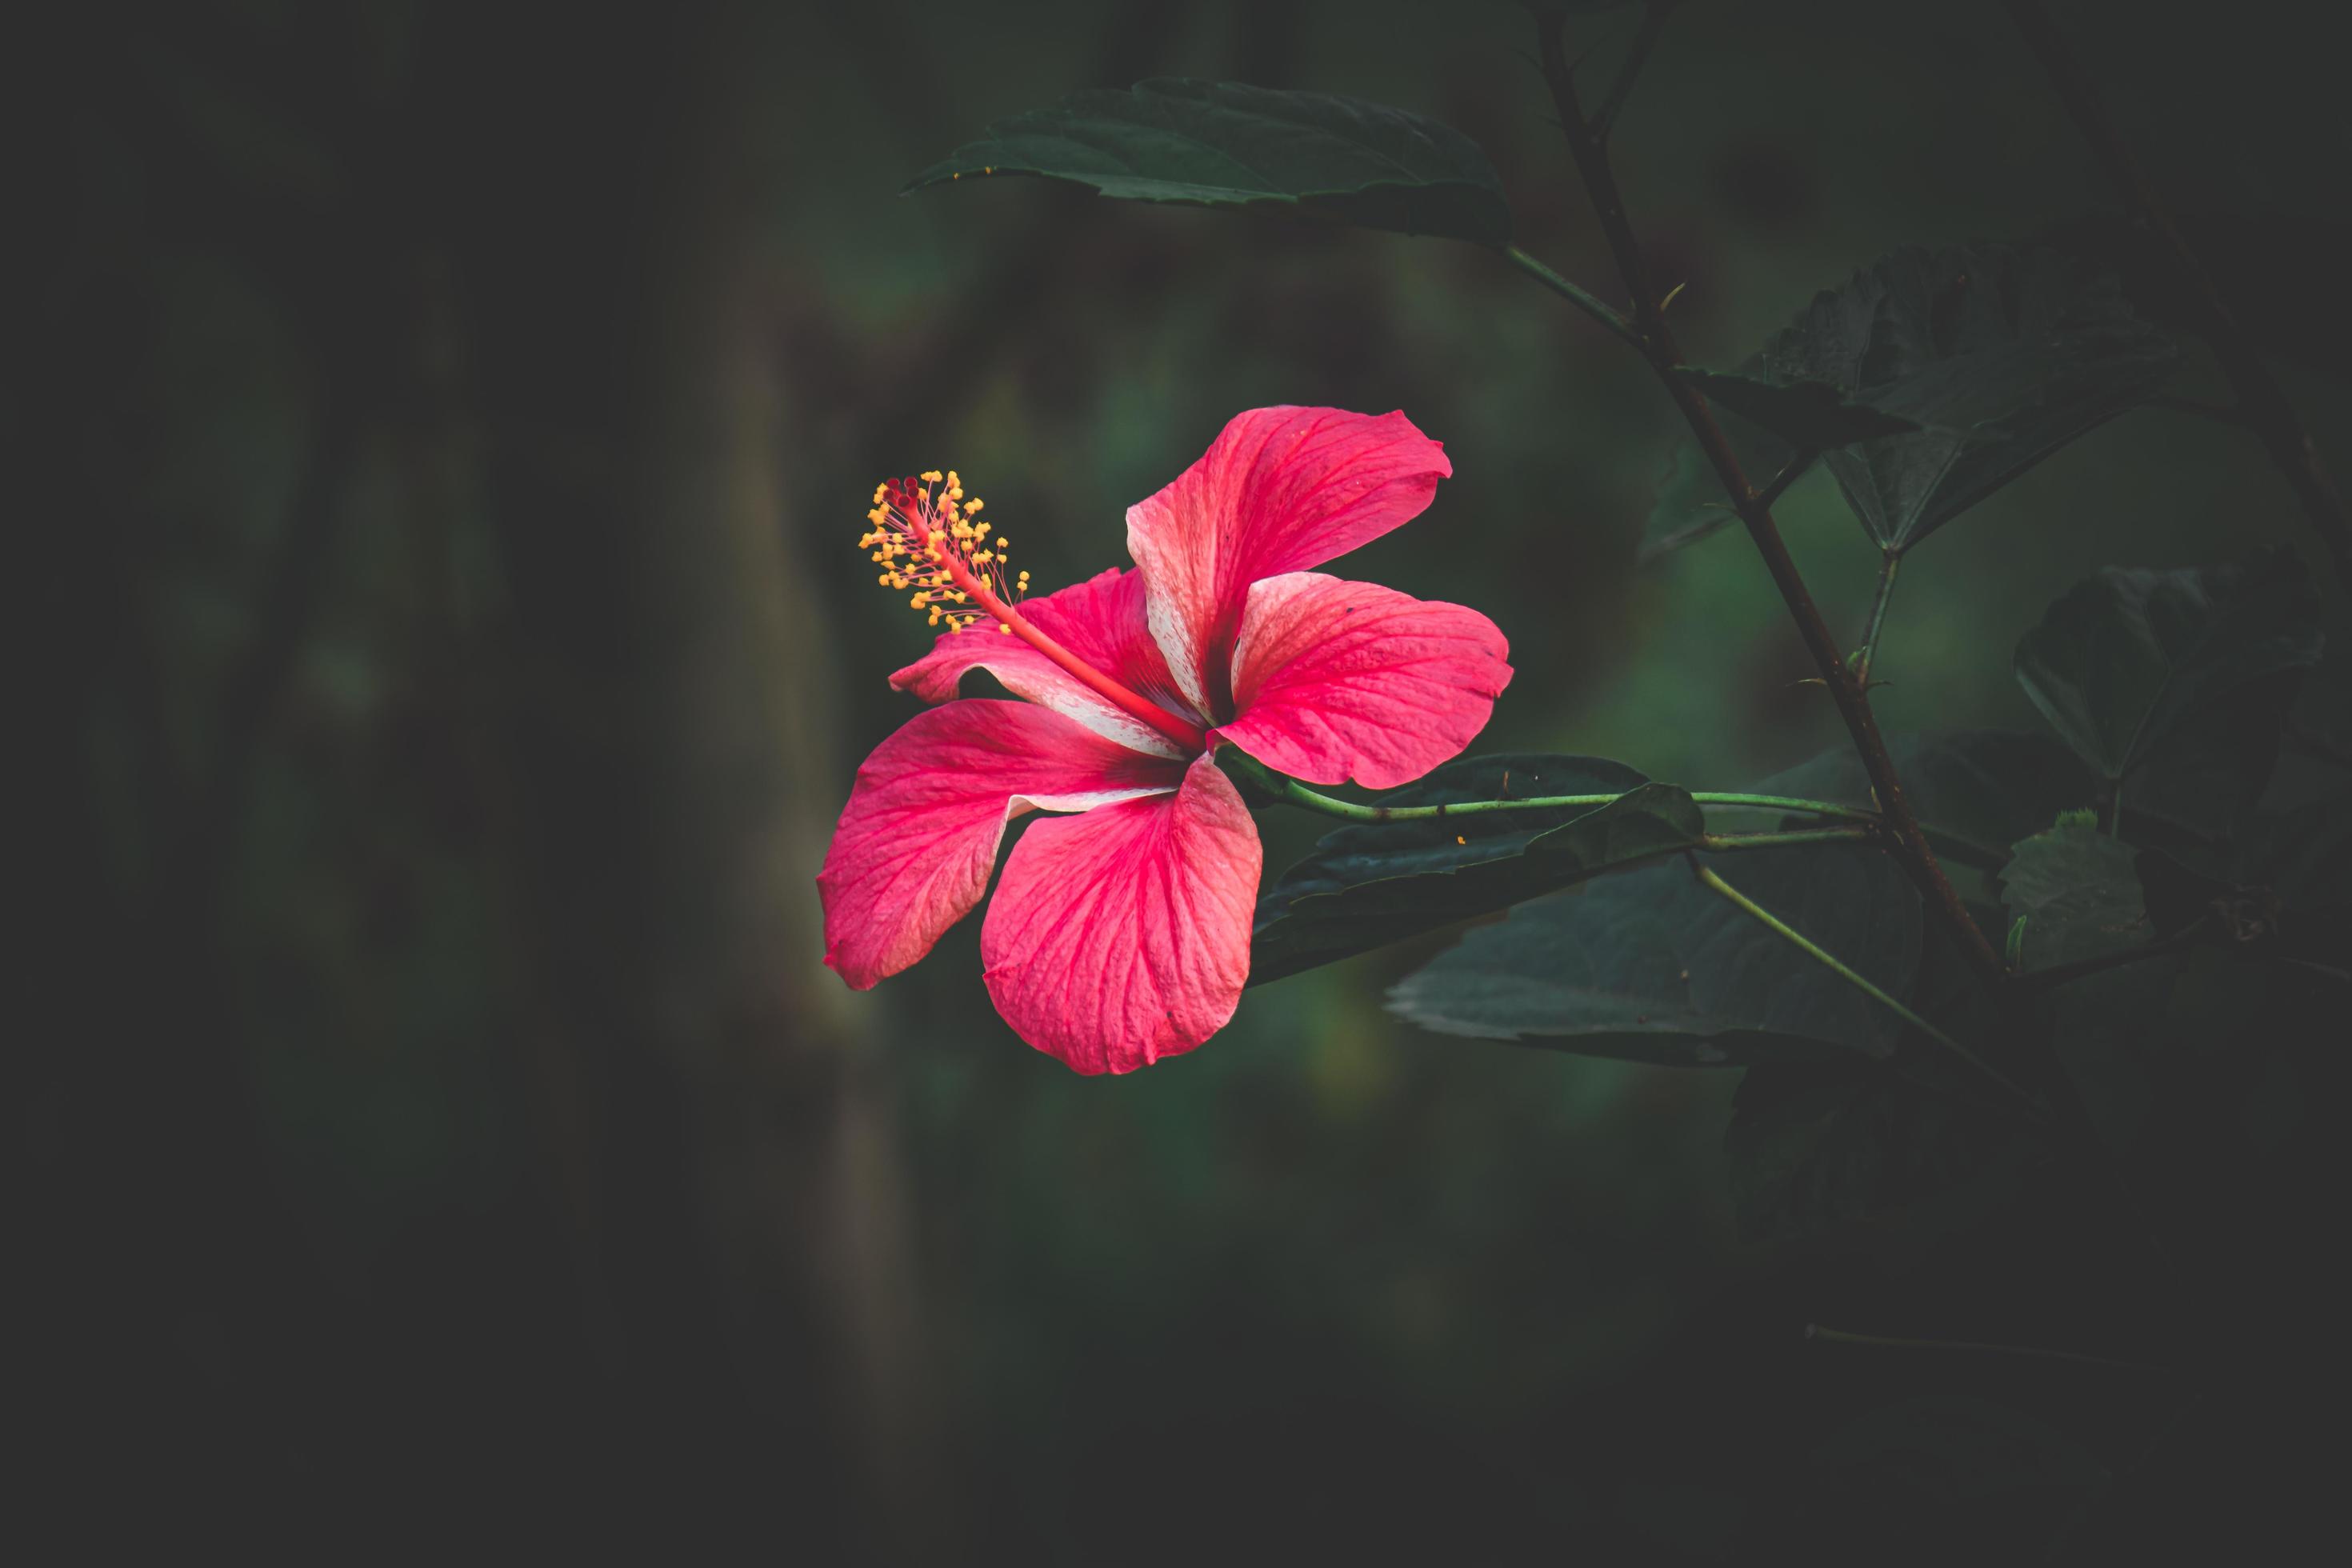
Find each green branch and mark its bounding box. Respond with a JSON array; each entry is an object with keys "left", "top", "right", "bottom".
[
  {"left": 1242, "top": 758, "right": 1882, "bottom": 830},
  {"left": 1701, "top": 826, "right": 1876, "bottom": 851},
  {"left": 1692, "top": 860, "right": 2044, "bottom": 1113},
  {"left": 1495, "top": 243, "right": 1642, "bottom": 350}
]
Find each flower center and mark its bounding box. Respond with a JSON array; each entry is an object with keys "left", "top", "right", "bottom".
[{"left": 861, "top": 471, "right": 1208, "bottom": 754}]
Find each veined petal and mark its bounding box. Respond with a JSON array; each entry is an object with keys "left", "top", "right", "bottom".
[
  {"left": 819, "top": 700, "right": 1184, "bottom": 990},
  {"left": 981, "top": 753, "right": 1260, "bottom": 1075},
  {"left": 1215, "top": 572, "right": 1512, "bottom": 790},
  {"left": 890, "top": 566, "right": 1198, "bottom": 758},
  {"left": 1126, "top": 406, "right": 1451, "bottom": 716}
]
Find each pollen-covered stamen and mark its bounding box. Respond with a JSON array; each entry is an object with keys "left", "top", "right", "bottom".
[
  {"left": 856, "top": 468, "right": 1207, "bottom": 754},
  {"left": 860, "top": 470, "right": 1020, "bottom": 634}
]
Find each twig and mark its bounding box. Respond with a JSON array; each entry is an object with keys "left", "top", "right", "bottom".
[
  {"left": 1590, "top": 2, "right": 1673, "bottom": 145},
  {"left": 2002, "top": 0, "right": 2352, "bottom": 590},
  {"left": 1692, "top": 859, "right": 2043, "bottom": 1112},
  {"left": 1804, "top": 1322, "right": 2170, "bottom": 1374},
  {"left": 1754, "top": 448, "right": 1816, "bottom": 512},
  {"left": 1496, "top": 243, "right": 1642, "bottom": 348},
  {"left": 1530, "top": 10, "right": 2010, "bottom": 998}
]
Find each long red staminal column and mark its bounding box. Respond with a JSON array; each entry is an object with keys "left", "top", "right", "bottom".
[{"left": 877, "top": 476, "right": 1206, "bottom": 753}]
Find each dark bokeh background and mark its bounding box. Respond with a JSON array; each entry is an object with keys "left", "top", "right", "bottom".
[{"left": 14, "top": 0, "right": 2346, "bottom": 1558}]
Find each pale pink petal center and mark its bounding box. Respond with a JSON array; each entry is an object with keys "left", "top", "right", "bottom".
[
  {"left": 1125, "top": 406, "right": 1450, "bottom": 718},
  {"left": 890, "top": 567, "right": 1201, "bottom": 758}
]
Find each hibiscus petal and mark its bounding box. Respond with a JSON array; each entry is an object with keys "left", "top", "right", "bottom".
[
  {"left": 1216, "top": 571, "right": 1513, "bottom": 790},
  {"left": 981, "top": 753, "right": 1260, "bottom": 1074},
  {"left": 820, "top": 700, "right": 1185, "bottom": 990},
  {"left": 890, "top": 567, "right": 1198, "bottom": 758},
  {"left": 1126, "top": 406, "right": 1451, "bottom": 716}
]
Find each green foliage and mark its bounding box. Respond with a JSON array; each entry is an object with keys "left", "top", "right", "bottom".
[
  {"left": 906, "top": 80, "right": 1513, "bottom": 244},
  {"left": 1751, "top": 730, "right": 2099, "bottom": 866},
  {"left": 1386, "top": 843, "right": 1920, "bottom": 1065},
  {"left": 2000, "top": 820, "right": 2152, "bottom": 970},
  {"left": 1760, "top": 242, "right": 2178, "bottom": 551},
  {"left": 2012, "top": 544, "right": 2323, "bottom": 832},
  {"left": 1674, "top": 369, "right": 1920, "bottom": 448},
  {"left": 1248, "top": 755, "right": 1701, "bottom": 986}
]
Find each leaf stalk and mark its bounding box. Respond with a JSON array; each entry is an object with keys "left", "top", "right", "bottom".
[
  {"left": 1495, "top": 243, "right": 1642, "bottom": 349},
  {"left": 1693, "top": 860, "right": 2043, "bottom": 1112}
]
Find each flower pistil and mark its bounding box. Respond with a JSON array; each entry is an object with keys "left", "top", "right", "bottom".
[{"left": 860, "top": 470, "right": 1206, "bottom": 752}]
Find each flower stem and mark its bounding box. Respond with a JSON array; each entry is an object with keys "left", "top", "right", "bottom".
[
  {"left": 1495, "top": 244, "right": 1642, "bottom": 350},
  {"left": 1249, "top": 764, "right": 1881, "bottom": 829},
  {"left": 1692, "top": 860, "right": 2042, "bottom": 1111},
  {"left": 1529, "top": 9, "right": 2010, "bottom": 998},
  {"left": 1805, "top": 1322, "right": 2170, "bottom": 1374},
  {"left": 1700, "top": 826, "right": 1876, "bottom": 851}
]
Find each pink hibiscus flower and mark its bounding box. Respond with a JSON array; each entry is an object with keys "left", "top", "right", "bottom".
[{"left": 818, "top": 406, "right": 1513, "bottom": 1074}]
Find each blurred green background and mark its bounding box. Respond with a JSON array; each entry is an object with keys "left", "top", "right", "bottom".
[{"left": 17, "top": 0, "right": 2346, "bottom": 1558}]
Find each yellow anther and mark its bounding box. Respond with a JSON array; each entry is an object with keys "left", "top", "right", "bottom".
[
  {"left": 965, "top": 498, "right": 983, "bottom": 514},
  {"left": 921, "top": 469, "right": 942, "bottom": 483}
]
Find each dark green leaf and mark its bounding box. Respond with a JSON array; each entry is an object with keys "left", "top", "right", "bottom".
[
  {"left": 1751, "top": 730, "right": 2100, "bottom": 866},
  {"left": 1676, "top": 368, "right": 1921, "bottom": 448},
  {"left": 906, "top": 80, "right": 1512, "bottom": 244},
  {"left": 1248, "top": 755, "right": 1701, "bottom": 986},
  {"left": 1386, "top": 842, "right": 1921, "bottom": 1065},
  {"left": 1756, "top": 242, "right": 2178, "bottom": 550},
  {"left": 2012, "top": 545, "right": 2323, "bottom": 833},
  {"left": 2000, "top": 818, "right": 2152, "bottom": 970}
]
